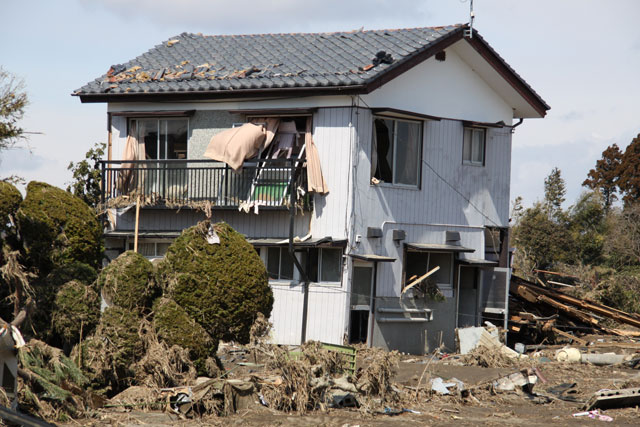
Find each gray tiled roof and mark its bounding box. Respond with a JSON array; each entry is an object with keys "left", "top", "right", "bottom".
[{"left": 74, "top": 26, "right": 466, "bottom": 96}]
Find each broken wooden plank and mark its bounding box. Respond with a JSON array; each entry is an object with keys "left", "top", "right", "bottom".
[
  {"left": 548, "top": 280, "right": 575, "bottom": 288},
  {"left": 402, "top": 266, "right": 440, "bottom": 294},
  {"left": 533, "top": 269, "right": 579, "bottom": 279},
  {"left": 551, "top": 327, "right": 588, "bottom": 346},
  {"left": 512, "top": 276, "right": 640, "bottom": 329},
  {"left": 536, "top": 294, "right": 601, "bottom": 328}
]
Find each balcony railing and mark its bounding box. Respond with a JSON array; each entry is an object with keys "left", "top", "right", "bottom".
[{"left": 99, "top": 158, "right": 310, "bottom": 210}]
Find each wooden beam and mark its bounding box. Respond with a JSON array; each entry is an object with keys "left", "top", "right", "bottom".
[
  {"left": 513, "top": 276, "right": 640, "bottom": 329},
  {"left": 536, "top": 294, "right": 600, "bottom": 328},
  {"left": 552, "top": 327, "right": 588, "bottom": 346},
  {"left": 402, "top": 266, "right": 440, "bottom": 294},
  {"left": 533, "top": 269, "right": 579, "bottom": 279}
]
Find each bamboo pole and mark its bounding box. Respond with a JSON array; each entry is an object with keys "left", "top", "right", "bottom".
[{"left": 134, "top": 194, "right": 141, "bottom": 252}]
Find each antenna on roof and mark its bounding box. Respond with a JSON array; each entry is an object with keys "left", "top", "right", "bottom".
[{"left": 462, "top": 0, "right": 475, "bottom": 38}]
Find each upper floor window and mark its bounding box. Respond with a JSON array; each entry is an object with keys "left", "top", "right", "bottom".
[
  {"left": 371, "top": 117, "right": 422, "bottom": 187},
  {"left": 463, "top": 127, "right": 485, "bottom": 166},
  {"left": 129, "top": 118, "right": 188, "bottom": 160}
]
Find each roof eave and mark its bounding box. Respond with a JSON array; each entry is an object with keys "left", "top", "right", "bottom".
[
  {"left": 464, "top": 34, "right": 550, "bottom": 117},
  {"left": 362, "top": 26, "right": 467, "bottom": 94},
  {"left": 74, "top": 84, "right": 366, "bottom": 103}
]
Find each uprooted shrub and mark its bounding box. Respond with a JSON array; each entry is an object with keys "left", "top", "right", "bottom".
[
  {"left": 98, "top": 251, "right": 158, "bottom": 314},
  {"left": 133, "top": 318, "right": 198, "bottom": 388},
  {"left": 158, "top": 221, "right": 273, "bottom": 343},
  {"left": 28, "top": 261, "right": 98, "bottom": 343},
  {"left": 18, "top": 339, "right": 90, "bottom": 421},
  {"left": 355, "top": 347, "right": 400, "bottom": 406},
  {"left": 75, "top": 307, "right": 143, "bottom": 394},
  {"left": 153, "top": 297, "right": 219, "bottom": 376},
  {"left": 45, "top": 261, "right": 98, "bottom": 288},
  {"left": 51, "top": 280, "right": 101, "bottom": 347},
  {"left": 0, "top": 181, "right": 22, "bottom": 235},
  {"left": 17, "top": 181, "right": 102, "bottom": 272}
]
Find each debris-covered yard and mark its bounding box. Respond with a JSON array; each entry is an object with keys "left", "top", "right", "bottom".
[{"left": 60, "top": 329, "right": 640, "bottom": 426}]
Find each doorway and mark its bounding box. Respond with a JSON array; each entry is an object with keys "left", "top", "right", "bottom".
[
  {"left": 457, "top": 266, "right": 479, "bottom": 328},
  {"left": 349, "top": 263, "right": 374, "bottom": 344}
]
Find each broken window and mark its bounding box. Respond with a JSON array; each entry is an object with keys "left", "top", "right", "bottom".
[
  {"left": 371, "top": 117, "right": 422, "bottom": 186},
  {"left": 463, "top": 127, "right": 485, "bottom": 166},
  {"left": 266, "top": 247, "right": 294, "bottom": 281},
  {"left": 405, "top": 251, "right": 454, "bottom": 296}
]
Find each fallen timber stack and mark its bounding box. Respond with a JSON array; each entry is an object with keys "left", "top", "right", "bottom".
[{"left": 509, "top": 275, "right": 640, "bottom": 343}]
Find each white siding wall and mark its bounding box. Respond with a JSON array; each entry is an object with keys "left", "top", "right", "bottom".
[
  {"left": 350, "top": 108, "right": 512, "bottom": 298},
  {"left": 112, "top": 208, "right": 308, "bottom": 237},
  {"left": 309, "top": 108, "right": 355, "bottom": 239},
  {"left": 361, "top": 43, "right": 514, "bottom": 124},
  {"left": 269, "top": 285, "right": 348, "bottom": 346}
]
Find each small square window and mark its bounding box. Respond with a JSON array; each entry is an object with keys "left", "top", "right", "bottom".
[
  {"left": 463, "top": 127, "right": 486, "bottom": 166},
  {"left": 300, "top": 248, "right": 343, "bottom": 284},
  {"left": 320, "top": 248, "right": 343, "bottom": 282},
  {"left": 267, "top": 247, "right": 294, "bottom": 281}
]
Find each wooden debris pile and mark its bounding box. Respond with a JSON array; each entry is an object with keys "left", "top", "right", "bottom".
[{"left": 509, "top": 275, "right": 640, "bottom": 344}]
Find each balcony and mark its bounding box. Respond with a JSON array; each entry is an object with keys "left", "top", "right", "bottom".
[{"left": 99, "top": 158, "right": 311, "bottom": 211}]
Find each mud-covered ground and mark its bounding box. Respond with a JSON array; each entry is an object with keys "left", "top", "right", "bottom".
[{"left": 71, "top": 345, "right": 640, "bottom": 426}]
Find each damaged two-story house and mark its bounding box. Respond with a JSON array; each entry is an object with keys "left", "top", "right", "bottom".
[{"left": 74, "top": 24, "right": 548, "bottom": 354}]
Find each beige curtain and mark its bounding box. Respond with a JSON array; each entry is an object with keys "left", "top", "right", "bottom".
[
  {"left": 305, "top": 117, "right": 329, "bottom": 194},
  {"left": 251, "top": 117, "right": 280, "bottom": 148},
  {"left": 204, "top": 119, "right": 281, "bottom": 170},
  {"left": 116, "top": 121, "right": 147, "bottom": 194},
  {"left": 204, "top": 123, "right": 266, "bottom": 170}
]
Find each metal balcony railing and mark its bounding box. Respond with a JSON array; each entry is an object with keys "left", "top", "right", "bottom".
[{"left": 99, "top": 158, "right": 311, "bottom": 210}]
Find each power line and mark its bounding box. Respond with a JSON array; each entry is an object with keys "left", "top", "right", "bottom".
[{"left": 422, "top": 158, "right": 501, "bottom": 229}]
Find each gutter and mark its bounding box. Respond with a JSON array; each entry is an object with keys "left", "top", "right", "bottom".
[
  {"left": 511, "top": 118, "right": 524, "bottom": 133},
  {"left": 75, "top": 84, "right": 366, "bottom": 103}
]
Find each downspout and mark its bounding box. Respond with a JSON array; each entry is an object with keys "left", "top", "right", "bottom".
[
  {"left": 368, "top": 262, "right": 378, "bottom": 348},
  {"left": 510, "top": 118, "right": 524, "bottom": 133},
  {"left": 289, "top": 155, "right": 309, "bottom": 344}
]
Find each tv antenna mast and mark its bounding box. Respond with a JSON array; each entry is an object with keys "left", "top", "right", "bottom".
[{"left": 463, "top": 0, "right": 475, "bottom": 38}]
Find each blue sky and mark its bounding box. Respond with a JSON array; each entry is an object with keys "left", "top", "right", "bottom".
[{"left": 1, "top": 0, "right": 639, "bottom": 209}]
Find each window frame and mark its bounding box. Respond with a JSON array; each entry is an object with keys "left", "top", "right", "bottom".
[
  {"left": 127, "top": 117, "right": 190, "bottom": 160},
  {"left": 258, "top": 246, "right": 344, "bottom": 287},
  {"left": 371, "top": 116, "right": 423, "bottom": 188},
  {"left": 126, "top": 238, "right": 173, "bottom": 260},
  {"left": 317, "top": 247, "right": 344, "bottom": 284},
  {"left": 265, "top": 247, "right": 296, "bottom": 282},
  {"left": 404, "top": 250, "right": 455, "bottom": 298},
  {"left": 462, "top": 126, "right": 486, "bottom": 167}
]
